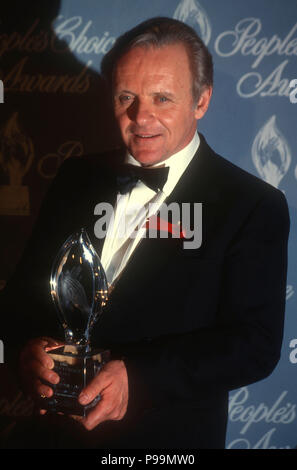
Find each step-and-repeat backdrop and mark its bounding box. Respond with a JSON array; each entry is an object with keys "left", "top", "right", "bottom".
[{"left": 0, "top": 0, "right": 296, "bottom": 449}]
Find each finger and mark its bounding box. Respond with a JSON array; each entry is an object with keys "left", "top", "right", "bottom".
[
  {"left": 21, "top": 343, "right": 54, "bottom": 370},
  {"left": 29, "top": 349, "right": 54, "bottom": 370},
  {"left": 78, "top": 372, "right": 110, "bottom": 406},
  {"left": 21, "top": 338, "right": 62, "bottom": 368},
  {"left": 81, "top": 388, "right": 126, "bottom": 431},
  {"left": 35, "top": 378, "right": 55, "bottom": 398},
  {"left": 21, "top": 363, "right": 59, "bottom": 401},
  {"left": 81, "top": 398, "right": 108, "bottom": 430},
  {"left": 40, "top": 337, "right": 63, "bottom": 347},
  {"left": 23, "top": 373, "right": 51, "bottom": 397},
  {"left": 30, "top": 380, "right": 53, "bottom": 412},
  {"left": 70, "top": 414, "right": 83, "bottom": 423},
  {"left": 23, "top": 359, "right": 60, "bottom": 385}
]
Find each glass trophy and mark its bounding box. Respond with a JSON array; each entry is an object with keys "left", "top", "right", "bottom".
[{"left": 42, "top": 227, "right": 110, "bottom": 417}]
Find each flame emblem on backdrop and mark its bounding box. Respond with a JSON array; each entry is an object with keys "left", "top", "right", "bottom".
[
  {"left": 173, "top": 0, "right": 211, "bottom": 45},
  {"left": 0, "top": 112, "right": 34, "bottom": 215},
  {"left": 251, "top": 115, "right": 291, "bottom": 189}
]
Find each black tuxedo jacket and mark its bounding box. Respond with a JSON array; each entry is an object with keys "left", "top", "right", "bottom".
[{"left": 1, "top": 134, "right": 290, "bottom": 449}]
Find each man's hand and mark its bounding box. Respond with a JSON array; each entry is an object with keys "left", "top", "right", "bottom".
[
  {"left": 19, "top": 337, "right": 62, "bottom": 402},
  {"left": 77, "top": 359, "right": 129, "bottom": 431},
  {"left": 20, "top": 339, "right": 129, "bottom": 429}
]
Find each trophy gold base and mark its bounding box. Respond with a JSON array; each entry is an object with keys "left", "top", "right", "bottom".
[{"left": 41, "top": 345, "right": 110, "bottom": 417}]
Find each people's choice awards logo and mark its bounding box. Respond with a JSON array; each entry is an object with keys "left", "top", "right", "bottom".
[
  {"left": 173, "top": 0, "right": 211, "bottom": 45},
  {"left": 228, "top": 387, "right": 295, "bottom": 449},
  {"left": 0, "top": 112, "right": 34, "bottom": 215},
  {"left": 174, "top": 4, "right": 296, "bottom": 100},
  {"left": 214, "top": 18, "right": 297, "bottom": 99},
  {"left": 251, "top": 115, "right": 291, "bottom": 189}
]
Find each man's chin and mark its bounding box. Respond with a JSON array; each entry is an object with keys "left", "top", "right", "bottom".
[{"left": 129, "top": 149, "right": 168, "bottom": 167}]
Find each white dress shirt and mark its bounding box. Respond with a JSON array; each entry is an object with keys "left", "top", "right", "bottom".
[{"left": 101, "top": 132, "right": 200, "bottom": 287}]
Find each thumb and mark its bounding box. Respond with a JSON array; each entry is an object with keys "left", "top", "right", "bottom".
[{"left": 78, "top": 372, "right": 108, "bottom": 405}]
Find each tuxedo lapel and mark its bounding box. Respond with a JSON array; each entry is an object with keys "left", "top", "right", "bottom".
[{"left": 164, "top": 133, "right": 221, "bottom": 206}]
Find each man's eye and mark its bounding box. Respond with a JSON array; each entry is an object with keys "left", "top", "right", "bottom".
[
  {"left": 157, "top": 96, "right": 168, "bottom": 103},
  {"left": 119, "top": 95, "right": 132, "bottom": 104}
]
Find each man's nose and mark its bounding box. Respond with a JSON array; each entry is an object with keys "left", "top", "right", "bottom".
[{"left": 128, "top": 98, "right": 154, "bottom": 125}]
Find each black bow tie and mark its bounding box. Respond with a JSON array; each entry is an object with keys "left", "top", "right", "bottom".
[{"left": 116, "top": 164, "right": 169, "bottom": 194}]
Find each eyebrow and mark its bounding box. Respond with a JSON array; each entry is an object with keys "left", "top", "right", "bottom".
[
  {"left": 153, "top": 91, "right": 175, "bottom": 99},
  {"left": 114, "top": 89, "right": 136, "bottom": 96},
  {"left": 114, "top": 90, "right": 176, "bottom": 99}
]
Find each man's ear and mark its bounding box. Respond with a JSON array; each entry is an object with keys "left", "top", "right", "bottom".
[{"left": 194, "top": 87, "right": 213, "bottom": 120}]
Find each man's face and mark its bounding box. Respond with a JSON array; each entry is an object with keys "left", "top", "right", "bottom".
[{"left": 113, "top": 43, "right": 211, "bottom": 166}]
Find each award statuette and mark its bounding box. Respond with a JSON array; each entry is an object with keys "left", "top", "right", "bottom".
[{"left": 43, "top": 228, "right": 110, "bottom": 417}]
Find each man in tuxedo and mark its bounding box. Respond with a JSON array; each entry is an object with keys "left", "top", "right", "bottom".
[{"left": 2, "top": 17, "right": 289, "bottom": 449}]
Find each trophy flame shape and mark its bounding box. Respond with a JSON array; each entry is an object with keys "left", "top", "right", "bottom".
[
  {"left": 50, "top": 228, "right": 109, "bottom": 348},
  {"left": 252, "top": 115, "right": 291, "bottom": 188},
  {"left": 46, "top": 228, "right": 110, "bottom": 417},
  {"left": 173, "top": 0, "right": 211, "bottom": 45},
  {"left": 0, "top": 112, "right": 34, "bottom": 186},
  {"left": 0, "top": 112, "right": 34, "bottom": 215}
]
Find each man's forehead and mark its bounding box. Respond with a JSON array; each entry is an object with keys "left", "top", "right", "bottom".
[
  {"left": 113, "top": 43, "right": 191, "bottom": 82},
  {"left": 117, "top": 42, "right": 188, "bottom": 66}
]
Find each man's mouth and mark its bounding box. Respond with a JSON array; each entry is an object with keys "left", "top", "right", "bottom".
[{"left": 134, "top": 133, "right": 161, "bottom": 139}]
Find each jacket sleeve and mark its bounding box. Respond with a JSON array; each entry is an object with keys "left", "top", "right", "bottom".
[
  {"left": 122, "top": 189, "right": 290, "bottom": 413},
  {"left": 0, "top": 157, "right": 87, "bottom": 361}
]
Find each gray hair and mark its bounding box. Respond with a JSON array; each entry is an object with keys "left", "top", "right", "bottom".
[{"left": 101, "top": 17, "right": 213, "bottom": 101}]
